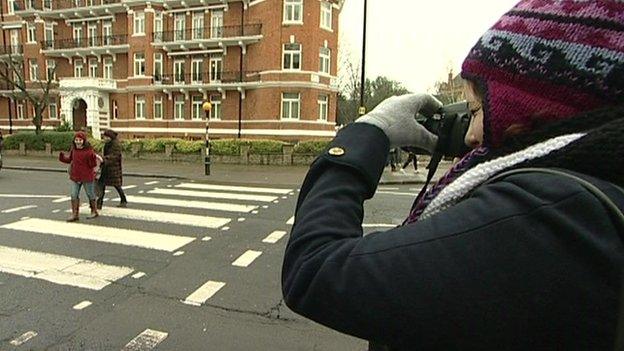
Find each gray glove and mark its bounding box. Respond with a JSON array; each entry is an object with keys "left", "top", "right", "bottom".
[{"left": 355, "top": 93, "right": 441, "bottom": 151}]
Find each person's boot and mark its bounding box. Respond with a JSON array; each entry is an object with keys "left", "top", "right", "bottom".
[
  {"left": 96, "top": 196, "right": 103, "bottom": 210},
  {"left": 87, "top": 200, "right": 99, "bottom": 219},
  {"left": 66, "top": 199, "right": 79, "bottom": 222}
]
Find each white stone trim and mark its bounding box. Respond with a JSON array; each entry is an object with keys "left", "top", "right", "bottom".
[{"left": 110, "top": 127, "right": 336, "bottom": 137}]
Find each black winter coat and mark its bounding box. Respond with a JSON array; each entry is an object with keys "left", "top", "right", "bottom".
[
  {"left": 282, "top": 123, "right": 624, "bottom": 350},
  {"left": 101, "top": 139, "right": 123, "bottom": 187}
]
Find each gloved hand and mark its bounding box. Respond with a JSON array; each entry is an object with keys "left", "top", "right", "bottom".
[{"left": 355, "top": 93, "right": 441, "bottom": 151}]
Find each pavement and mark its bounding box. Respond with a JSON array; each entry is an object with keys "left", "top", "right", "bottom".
[{"left": 2, "top": 155, "right": 451, "bottom": 187}]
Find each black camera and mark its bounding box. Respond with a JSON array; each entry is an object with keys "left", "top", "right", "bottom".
[{"left": 411, "top": 101, "right": 472, "bottom": 158}]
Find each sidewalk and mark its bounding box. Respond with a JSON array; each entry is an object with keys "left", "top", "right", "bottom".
[{"left": 1, "top": 155, "right": 450, "bottom": 187}]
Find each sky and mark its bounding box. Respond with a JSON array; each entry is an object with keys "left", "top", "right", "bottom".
[{"left": 338, "top": 0, "right": 520, "bottom": 93}]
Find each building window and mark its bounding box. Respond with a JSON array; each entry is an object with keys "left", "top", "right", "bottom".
[
  {"left": 112, "top": 100, "right": 118, "bottom": 119},
  {"left": 192, "top": 95, "right": 203, "bottom": 120},
  {"left": 153, "top": 12, "right": 163, "bottom": 41},
  {"left": 210, "top": 11, "right": 223, "bottom": 38},
  {"left": 17, "top": 102, "right": 24, "bottom": 119},
  {"left": 73, "top": 25, "right": 83, "bottom": 46},
  {"left": 7, "top": 0, "right": 15, "bottom": 14},
  {"left": 134, "top": 53, "right": 145, "bottom": 77},
  {"left": 135, "top": 95, "right": 146, "bottom": 119},
  {"left": 46, "top": 59, "right": 56, "bottom": 80},
  {"left": 281, "top": 92, "right": 300, "bottom": 120},
  {"left": 29, "top": 59, "right": 38, "bottom": 80},
  {"left": 103, "top": 57, "right": 113, "bottom": 79},
  {"left": 154, "top": 53, "right": 163, "bottom": 82},
  {"left": 74, "top": 59, "right": 83, "bottom": 77},
  {"left": 318, "top": 95, "right": 328, "bottom": 121},
  {"left": 210, "top": 95, "right": 222, "bottom": 120},
  {"left": 192, "top": 58, "right": 203, "bottom": 83},
  {"left": 44, "top": 23, "right": 54, "bottom": 49},
  {"left": 192, "top": 12, "right": 204, "bottom": 39},
  {"left": 320, "top": 2, "right": 332, "bottom": 30},
  {"left": 174, "top": 13, "right": 186, "bottom": 41},
  {"left": 319, "top": 47, "right": 330, "bottom": 74},
  {"left": 174, "top": 95, "right": 185, "bottom": 120},
  {"left": 133, "top": 12, "right": 145, "bottom": 35},
  {"left": 209, "top": 56, "right": 222, "bottom": 82},
  {"left": 43, "top": 0, "right": 51, "bottom": 10},
  {"left": 283, "top": 0, "right": 303, "bottom": 23},
  {"left": 154, "top": 96, "right": 163, "bottom": 120},
  {"left": 102, "top": 21, "right": 113, "bottom": 45},
  {"left": 48, "top": 102, "right": 57, "bottom": 119},
  {"left": 88, "top": 23, "right": 97, "bottom": 46},
  {"left": 89, "top": 58, "right": 98, "bottom": 78},
  {"left": 283, "top": 43, "right": 301, "bottom": 70},
  {"left": 27, "top": 23, "right": 36, "bottom": 43},
  {"left": 174, "top": 60, "right": 185, "bottom": 84}
]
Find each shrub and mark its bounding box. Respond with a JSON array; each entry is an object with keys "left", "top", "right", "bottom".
[
  {"left": 53, "top": 122, "right": 73, "bottom": 132},
  {"left": 175, "top": 139, "right": 203, "bottom": 154},
  {"left": 211, "top": 139, "right": 241, "bottom": 156},
  {"left": 294, "top": 140, "right": 330, "bottom": 155},
  {"left": 246, "top": 139, "right": 286, "bottom": 154},
  {"left": 141, "top": 138, "right": 178, "bottom": 152}
]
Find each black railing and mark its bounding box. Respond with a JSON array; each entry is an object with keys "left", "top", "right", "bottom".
[
  {"left": 15, "top": 0, "right": 120, "bottom": 11},
  {"left": 153, "top": 24, "right": 262, "bottom": 43},
  {"left": 156, "top": 71, "right": 261, "bottom": 85},
  {"left": 41, "top": 34, "right": 127, "bottom": 50},
  {"left": 0, "top": 45, "right": 23, "bottom": 55}
]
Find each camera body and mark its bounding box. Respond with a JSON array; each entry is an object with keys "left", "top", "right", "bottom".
[{"left": 412, "top": 101, "right": 472, "bottom": 158}]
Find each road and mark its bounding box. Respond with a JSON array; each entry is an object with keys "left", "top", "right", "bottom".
[{"left": 0, "top": 168, "right": 419, "bottom": 350}]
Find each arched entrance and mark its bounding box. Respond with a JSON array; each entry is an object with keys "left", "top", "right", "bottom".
[{"left": 72, "top": 99, "right": 87, "bottom": 131}]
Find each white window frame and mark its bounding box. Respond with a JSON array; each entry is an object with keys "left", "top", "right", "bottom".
[
  {"left": 210, "top": 10, "right": 223, "bottom": 38},
  {"left": 29, "top": 59, "right": 38, "bottom": 81},
  {"left": 46, "top": 59, "right": 56, "bottom": 80},
  {"left": 44, "top": 23, "right": 54, "bottom": 48},
  {"left": 135, "top": 95, "right": 146, "bottom": 119},
  {"left": 73, "top": 25, "right": 83, "bottom": 46},
  {"left": 174, "top": 60, "right": 185, "bottom": 84},
  {"left": 283, "top": 0, "right": 303, "bottom": 24},
  {"left": 43, "top": 0, "right": 51, "bottom": 10},
  {"left": 134, "top": 52, "right": 146, "bottom": 77},
  {"left": 89, "top": 58, "right": 98, "bottom": 78},
  {"left": 27, "top": 23, "right": 36, "bottom": 43},
  {"left": 174, "top": 95, "right": 185, "bottom": 120},
  {"left": 153, "top": 53, "right": 163, "bottom": 82},
  {"left": 7, "top": 0, "right": 15, "bottom": 15},
  {"left": 48, "top": 102, "right": 57, "bottom": 119},
  {"left": 283, "top": 43, "right": 301, "bottom": 71},
  {"left": 153, "top": 12, "right": 163, "bottom": 41},
  {"left": 209, "top": 95, "right": 221, "bottom": 120},
  {"left": 281, "top": 92, "right": 300, "bottom": 120},
  {"left": 88, "top": 22, "right": 97, "bottom": 46},
  {"left": 320, "top": 2, "right": 332, "bottom": 31},
  {"left": 209, "top": 56, "right": 222, "bottom": 82},
  {"left": 192, "top": 95, "right": 203, "bottom": 120},
  {"left": 192, "top": 12, "right": 204, "bottom": 40},
  {"left": 74, "top": 59, "right": 83, "bottom": 77},
  {"left": 103, "top": 57, "right": 113, "bottom": 79},
  {"left": 174, "top": 13, "right": 186, "bottom": 41},
  {"left": 319, "top": 47, "right": 330, "bottom": 75},
  {"left": 133, "top": 11, "right": 145, "bottom": 36},
  {"left": 17, "top": 102, "right": 24, "bottom": 119},
  {"left": 102, "top": 21, "right": 112, "bottom": 45},
  {"left": 153, "top": 96, "right": 163, "bottom": 120},
  {"left": 191, "top": 58, "right": 203, "bottom": 84},
  {"left": 318, "top": 95, "right": 328, "bottom": 121}
]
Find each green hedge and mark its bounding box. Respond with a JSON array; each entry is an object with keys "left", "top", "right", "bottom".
[
  {"left": 4, "top": 131, "right": 75, "bottom": 151},
  {"left": 294, "top": 140, "right": 330, "bottom": 155}
]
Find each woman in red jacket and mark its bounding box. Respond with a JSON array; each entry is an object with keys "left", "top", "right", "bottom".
[{"left": 59, "top": 131, "right": 99, "bottom": 221}]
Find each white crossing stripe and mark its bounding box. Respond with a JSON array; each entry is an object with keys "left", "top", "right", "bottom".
[
  {"left": 378, "top": 187, "right": 400, "bottom": 191},
  {"left": 132, "top": 272, "right": 146, "bottom": 279},
  {"left": 262, "top": 230, "right": 288, "bottom": 244},
  {"left": 52, "top": 196, "right": 71, "bottom": 203},
  {"left": 148, "top": 188, "right": 277, "bottom": 203},
  {"left": 363, "top": 223, "right": 398, "bottom": 228},
  {"left": 10, "top": 331, "right": 38, "bottom": 346},
  {"left": 286, "top": 216, "right": 294, "bottom": 225},
  {"left": 121, "top": 196, "right": 257, "bottom": 213},
  {"left": 175, "top": 183, "right": 291, "bottom": 195},
  {"left": 1, "top": 218, "right": 195, "bottom": 252},
  {"left": 122, "top": 329, "right": 169, "bottom": 351},
  {"left": 183, "top": 281, "right": 226, "bottom": 306},
  {"left": 91, "top": 207, "right": 230, "bottom": 229},
  {"left": 232, "top": 250, "right": 262, "bottom": 267},
  {"left": 377, "top": 191, "right": 418, "bottom": 196},
  {"left": 2, "top": 205, "right": 37, "bottom": 213},
  {"left": 144, "top": 181, "right": 159, "bottom": 185},
  {"left": 73, "top": 300, "right": 92, "bottom": 310},
  {"left": 0, "top": 245, "right": 133, "bottom": 290},
  {"left": 0, "top": 194, "right": 63, "bottom": 199},
  {"left": 122, "top": 185, "right": 137, "bottom": 190}
]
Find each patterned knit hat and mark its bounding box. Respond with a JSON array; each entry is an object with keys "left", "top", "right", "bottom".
[{"left": 461, "top": 0, "right": 624, "bottom": 147}]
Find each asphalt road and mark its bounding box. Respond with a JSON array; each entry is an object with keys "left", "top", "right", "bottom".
[{"left": 0, "top": 169, "right": 418, "bottom": 350}]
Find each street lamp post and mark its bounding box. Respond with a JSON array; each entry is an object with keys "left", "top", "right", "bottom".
[
  {"left": 359, "top": 0, "right": 368, "bottom": 117},
  {"left": 202, "top": 101, "right": 212, "bottom": 175}
]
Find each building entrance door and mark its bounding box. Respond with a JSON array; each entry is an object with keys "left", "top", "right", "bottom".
[{"left": 72, "top": 99, "right": 87, "bottom": 131}]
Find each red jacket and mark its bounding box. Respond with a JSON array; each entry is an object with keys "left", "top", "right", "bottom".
[{"left": 59, "top": 147, "right": 98, "bottom": 182}]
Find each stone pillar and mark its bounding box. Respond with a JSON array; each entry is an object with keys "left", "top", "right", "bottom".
[
  {"left": 240, "top": 144, "right": 250, "bottom": 165},
  {"left": 19, "top": 142, "right": 26, "bottom": 156},
  {"left": 45, "top": 143, "right": 52, "bottom": 155},
  {"left": 165, "top": 144, "right": 175, "bottom": 159},
  {"left": 131, "top": 142, "right": 142, "bottom": 158},
  {"left": 282, "top": 144, "right": 294, "bottom": 166}
]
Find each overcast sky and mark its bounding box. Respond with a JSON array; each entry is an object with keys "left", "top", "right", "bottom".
[{"left": 338, "top": 0, "right": 520, "bottom": 93}]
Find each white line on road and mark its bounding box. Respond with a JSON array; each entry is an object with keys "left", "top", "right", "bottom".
[
  {"left": 148, "top": 188, "right": 278, "bottom": 203},
  {"left": 85, "top": 207, "right": 230, "bottom": 229},
  {"left": 183, "top": 281, "right": 226, "bottom": 306},
  {"left": 376, "top": 191, "right": 419, "bottom": 196},
  {"left": 132, "top": 272, "right": 146, "bottom": 279},
  {"left": 378, "top": 187, "right": 400, "bottom": 191},
  {"left": 175, "top": 183, "right": 291, "bottom": 194},
  {"left": 1, "top": 218, "right": 195, "bottom": 252},
  {"left": 262, "top": 230, "right": 287, "bottom": 244},
  {"left": 221, "top": 226, "right": 230, "bottom": 231},
  {"left": 122, "top": 185, "right": 137, "bottom": 190},
  {"left": 286, "top": 216, "right": 294, "bottom": 225},
  {"left": 10, "top": 331, "right": 38, "bottom": 346},
  {"left": 237, "top": 218, "right": 245, "bottom": 222},
  {"left": 0, "top": 194, "right": 63, "bottom": 199},
  {"left": 0, "top": 245, "right": 133, "bottom": 290},
  {"left": 201, "top": 236, "right": 212, "bottom": 241},
  {"left": 120, "top": 196, "right": 257, "bottom": 213},
  {"left": 2, "top": 205, "right": 37, "bottom": 213},
  {"left": 362, "top": 223, "right": 398, "bottom": 228},
  {"left": 73, "top": 300, "right": 92, "bottom": 310},
  {"left": 232, "top": 250, "right": 262, "bottom": 267},
  {"left": 52, "top": 209, "right": 61, "bottom": 213},
  {"left": 144, "top": 181, "right": 159, "bottom": 185},
  {"left": 122, "top": 329, "right": 168, "bottom": 351},
  {"left": 173, "top": 251, "right": 184, "bottom": 256},
  {"left": 52, "top": 196, "right": 71, "bottom": 203}
]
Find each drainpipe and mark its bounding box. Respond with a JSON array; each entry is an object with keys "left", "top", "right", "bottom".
[
  {"left": 0, "top": 0, "right": 13, "bottom": 134},
  {"left": 237, "top": 3, "right": 244, "bottom": 139}
]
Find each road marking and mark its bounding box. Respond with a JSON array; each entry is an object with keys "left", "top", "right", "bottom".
[
  {"left": 378, "top": 187, "right": 400, "bottom": 191},
  {"left": 132, "top": 272, "right": 146, "bottom": 279},
  {"left": 52, "top": 209, "right": 61, "bottom": 213},
  {"left": 73, "top": 300, "right": 92, "bottom": 310},
  {"left": 122, "top": 185, "right": 137, "bottom": 190},
  {"left": 138, "top": 190, "right": 145, "bottom": 194},
  {"left": 237, "top": 217, "right": 245, "bottom": 222},
  {"left": 251, "top": 210, "right": 258, "bottom": 214},
  {"left": 0, "top": 245, "right": 133, "bottom": 290},
  {"left": 1, "top": 218, "right": 195, "bottom": 252},
  {"left": 10, "top": 331, "right": 38, "bottom": 346},
  {"left": 286, "top": 216, "right": 294, "bottom": 225},
  {"left": 0, "top": 194, "right": 62, "bottom": 199},
  {"left": 273, "top": 200, "right": 279, "bottom": 204},
  {"left": 122, "top": 329, "right": 168, "bottom": 351},
  {"left": 173, "top": 251, "right": 184, "bottom": 256},
  {"left": 148, "top": 188, "right": 278, "bottom": 203},
  {"left": 183, "top": 281, "right": 226, "bottom": 306},
  {"left": 281, "top": 196, "right": 287, "bottom": 199},
  {"left": 52, "top": 196, "right": 71, "bottom": 203},
  {"left": 201, "top": 236, "right": 212, "bottom": 241},
  {"left": 221, "top": 226, "right": 230, "bottom": 231},
  {"left": 2, "top": 205, "right": 37, "bottom": 213},
  {"left": 262, "top": 230, "right": 287, "bottom": 244},
  {"left": 145, "top": 181, "right": 159, "bottom": 185},
  {"left": 175, "top": 183, "right": 291, "bottom": 194},
  {"left": 232, "top": 250, "right": 262, "bottom": 267},
  {"left": 120, "top": 196, "right": 257, "bottom": 213},
  {"left": 362, "top": 223, "right": 398, "bottom": 228},
  {"left": 82, "top": 207, "right": 230, "bottom": 229},
  {"left": 376, "top": 191, "right": 418, "bottom": 196},
  {"left": 262, "top": 205, "right": 268, "bottom": 209}
]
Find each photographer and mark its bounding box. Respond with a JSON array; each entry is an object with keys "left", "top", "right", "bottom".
[{"left": 282, "top": 1, "right": 624, "bottom": 350}]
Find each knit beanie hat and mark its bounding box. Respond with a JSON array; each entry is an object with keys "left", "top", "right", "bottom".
[
  {"left": 74, "top": 131, "right": 87, "bottom": 141},
  {"left": 103, "top": 129, "right": 118, "bottom": 139},
  {"left": 461, "top": 0, "right": 624, "bottom": 147}
]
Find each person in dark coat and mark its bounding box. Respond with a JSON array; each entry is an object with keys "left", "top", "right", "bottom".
[
  {"left": 281, "top": 1, "right": 624, "bottom": 350},
  {"left": 96, "top": 129, "right": 127, "bottom": 209}
]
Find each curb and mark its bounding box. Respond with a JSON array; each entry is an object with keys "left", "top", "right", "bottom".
[{"left": 4, "top": 166, "right": 188, "bottom": 180}]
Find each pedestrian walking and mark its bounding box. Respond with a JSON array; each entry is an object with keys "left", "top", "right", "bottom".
[
  {"left": 282, "top": 1, "right": 624, "bottom": 349},
  {"left": 59, "top": 131, "right": 99, "bottom": 222},
  {"left": 401, "top": 150, "right": 418, "bottom": 173},
  {"left": 96, "top": 129, "right": 127, "bottom": 209}
]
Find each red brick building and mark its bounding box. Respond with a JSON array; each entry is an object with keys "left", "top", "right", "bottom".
[{"left": 0, "top": 0, "right": 342, "bottom": 140}]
